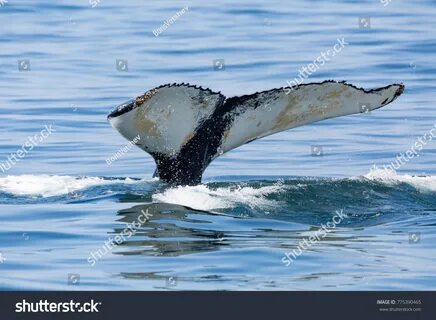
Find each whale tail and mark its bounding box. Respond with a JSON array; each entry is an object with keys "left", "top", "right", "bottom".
[{"left": 107, "top": 81, "right": 404, "bottom": 185}]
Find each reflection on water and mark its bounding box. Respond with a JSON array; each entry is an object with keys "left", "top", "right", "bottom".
[{"left": 115, "top": 203, "right": 229, "bottom": 257}]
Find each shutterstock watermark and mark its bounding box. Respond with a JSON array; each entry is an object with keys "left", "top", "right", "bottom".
[
  {"left": 380, "top": 0, "right": 393, "bottom": 6},
  {"left": 370, "top": 124, "right": 436, "bottom": 177},
  {"left": 0, "top": 0, "right": 8, "bottom": 7},
  {"left": 152, "top": 6, "right": 189, "bottom": 37},
  {"left": 0, "top": 252, "right": 6, "bottom": 264},
  {"left": 16, "top": 299, "right": 101, "bottom": 313},
  {"left": 89, "top": 0, "right": 101, "bottom": 7},
  {"left": 87, "top": 209, "right": 152, "bottom": 266},
  {"left": 106, "top": 134, "right": 140, "bottom": 166},
  {"left": 0, "top": 124, "right": 56, "bottom": 173},
  {"left": 284, "top": 38, "right": 348, "bottom": 94},
  {"left": 282, "top": 209, "right": 348, "bottom": 266}
]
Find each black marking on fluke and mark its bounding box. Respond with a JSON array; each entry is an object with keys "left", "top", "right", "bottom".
[
  {"left": 152, "top": 93, "right": 229, "bottom": 185},
  {"left": 108, "top": 81, "right": 405, "bottom": 186}
]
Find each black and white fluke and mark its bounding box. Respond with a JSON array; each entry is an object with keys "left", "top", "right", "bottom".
[{"left": 108, "top": 81, "right": 404, "bottom": 185}]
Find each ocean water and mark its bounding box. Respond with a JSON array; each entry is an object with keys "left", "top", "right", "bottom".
[{"left": 0, "top": 0, "right": 435, "bottom": 290}]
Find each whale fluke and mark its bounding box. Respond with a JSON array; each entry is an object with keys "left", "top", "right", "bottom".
[{"left": 108, "top": 81, "right": 404, "bottom": 185}]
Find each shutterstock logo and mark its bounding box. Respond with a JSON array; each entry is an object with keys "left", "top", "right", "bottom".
[{"left": 15, "top": 299, "right": 101, "bottom": 313}]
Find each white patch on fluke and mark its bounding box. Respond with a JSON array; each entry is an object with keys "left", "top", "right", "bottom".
[
  {"left": 152, "top": 183, "right": 285, "bottom": 211},
  {"left": 0, "top": 175, "right": 138, "bottom": 197},
  {"left": 364, "top": 169, "right": 436, "bottom": 192},
  {"left": 109, "top": 85, "right": 224, "bottom": 155},
  {"left": 221, "top": 82, "right": 403, "bottom": 153}
]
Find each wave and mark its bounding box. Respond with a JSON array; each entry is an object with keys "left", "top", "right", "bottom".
[
  {"left": 364, "top": 168, "right": 436, "bottom": 192},
  {"left": 152, "top": 183, "right": 285, "bottom": 211},
  {"left": 0, "top": 170, "right": 434, "bottom": 210},
  {"left": 0, "top": 174, "right": 140, "bottom": 197}
]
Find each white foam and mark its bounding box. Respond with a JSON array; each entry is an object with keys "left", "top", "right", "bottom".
[
  {"left": 364, "top": 168, "right": 436, "bottom": 192},
  {"left": 152, "top": 183, "right": 285, "bottom": 211},
  {"left": 0, "top": 175, "right": 138, "bottom": 197}
]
